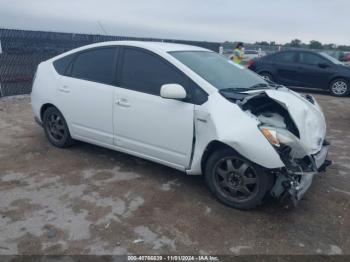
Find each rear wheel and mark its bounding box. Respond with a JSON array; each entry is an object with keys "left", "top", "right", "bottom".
[
  {"left": 259, "top": 72, "right": 273, "bottom": 82},
  {"left": 205, "top": 148, "right": 272, "bottom": 210},
  {"left": 329, "top": 78, "right": 349, "bottom": 97},
  {"left": 43, "top": 107, "right": 74, "bottom": 148}
]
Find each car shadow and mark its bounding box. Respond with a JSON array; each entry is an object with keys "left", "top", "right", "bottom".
[{"left": 66, "top": 140, "right": 296, "bottom": 215}]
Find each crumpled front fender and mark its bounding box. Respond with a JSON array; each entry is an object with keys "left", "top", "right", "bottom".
[{"left": 187, "top": 93, "right": 285, "bottom": 175}]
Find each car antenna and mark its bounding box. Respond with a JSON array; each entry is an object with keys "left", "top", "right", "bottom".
[{"left": 97, "top": 20, "right": 108, "bottom": 35}]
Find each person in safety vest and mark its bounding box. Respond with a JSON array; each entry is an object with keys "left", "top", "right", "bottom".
[{"left": 232, "top": 42, "right": 244, "bottom": 64}]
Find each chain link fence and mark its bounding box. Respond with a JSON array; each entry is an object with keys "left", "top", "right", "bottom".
[{"left": 0, "top": 28, "right": 220, "bottom": 97}]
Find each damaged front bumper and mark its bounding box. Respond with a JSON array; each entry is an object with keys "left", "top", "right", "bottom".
[{"left": 271, "top": 141, "right": 332, "bottom": 206}]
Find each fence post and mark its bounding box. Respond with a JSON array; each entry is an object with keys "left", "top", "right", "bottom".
[{"left": 0, "top": 40, "right": 2, "bottom": 97}]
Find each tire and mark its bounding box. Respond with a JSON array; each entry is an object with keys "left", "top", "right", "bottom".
[
  {"left": 329, "top": 78, "right": 349, "bottom": 97},
  {"left": 43, "top": 107, "right": 74, "bottom": 148},
  {"left": 205, "top": 148, "right": 273, "bottom": 210},
  {"left": 259, "top": 72, "right": 273, "bottom": 82}
]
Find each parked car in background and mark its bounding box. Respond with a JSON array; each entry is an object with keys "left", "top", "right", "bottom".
[
  {"left": 244, "top": 49, "right": 266, "bottom": 60},
  {"left": 339, "top": 52, "right": 350, "bottom": 65},
  {"left": 248, "top": 50, "right": 350, "bottom": 96},
  {"left": 229, "top": 49, "right": 266, "bottom": 64},
  {"left": 31, "top": 41, "right": 330, "bottom": 209}
]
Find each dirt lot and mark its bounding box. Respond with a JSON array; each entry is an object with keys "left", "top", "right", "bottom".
[{"left": 0, "top": 93, "right": 349, "bottom": 255}]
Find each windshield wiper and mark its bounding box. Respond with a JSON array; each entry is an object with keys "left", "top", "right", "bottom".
[
  {"left": 219, "top": 87, "right": 252, "bottom": 93},
  {"left": 249, "top": 83, "right": 270, "bottom": 89},
  {"left": 220, "top": 83, "right": 274, "bottom": 93},
  {"left": 219, "top": 88, "right": 250, "bottom": 101}
]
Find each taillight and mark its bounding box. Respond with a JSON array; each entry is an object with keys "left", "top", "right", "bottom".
[{"left": 246, "top": 59, "right": 255, "bottom": 68}]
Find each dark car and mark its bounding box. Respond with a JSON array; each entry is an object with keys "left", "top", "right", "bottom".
[{"left": 248, "top": 50, "right": 350, "bottom": 96}]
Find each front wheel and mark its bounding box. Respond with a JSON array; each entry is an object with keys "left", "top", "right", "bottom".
[
  {"left": 329, "top": 78, "right": 349, "bottom": 97},
  {"left": 205, "top": 148, "right": 273, "bottom": 210}
]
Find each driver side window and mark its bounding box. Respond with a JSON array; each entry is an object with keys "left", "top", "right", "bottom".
[
  {"left": 120, "top": 47, "right": 208, "bottom": 105},
  {"left": 121, "top": 48, "right": 185, "bottom": 96},
  {"left": 299, "top": 53, "right": 328, "bottom": 66}
]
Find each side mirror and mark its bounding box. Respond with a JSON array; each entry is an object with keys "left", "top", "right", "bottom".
[
  {"left": 318, "top": 63, "right": 330, "bottom": 69},
  {"left": 160, "top": 84, "right": 187, "bottom": 100}
]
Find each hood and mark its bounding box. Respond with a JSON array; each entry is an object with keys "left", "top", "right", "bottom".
[
  {"left": 227, "top": 87, "right": 326, "bottom": 155},
  {"left": 263, "top": 89, "right": 326, "bottom": 154}
]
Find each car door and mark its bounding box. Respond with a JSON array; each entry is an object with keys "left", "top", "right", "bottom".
[
  {"left": 295, "top": 52, "right": 334, "bottom": 89},
  {"left": 56, "top": 47, "right": 118, "bottom": 145},
  {"left": 113, "top": 47, "right": 195, "bottom": 168},
  {"left": 272, "top": 51, "right": 300, "bottom": 86}
]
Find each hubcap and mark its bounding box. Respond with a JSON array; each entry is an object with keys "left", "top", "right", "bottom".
[
  {"left": 332, "top": 81, "right": 348, "bottom": 95},
  {"left": 46, "top": 113, "right": 65, "bottom": 142},
  {"left": 214, "top": 157, "right": 258, "bottom": 202}
]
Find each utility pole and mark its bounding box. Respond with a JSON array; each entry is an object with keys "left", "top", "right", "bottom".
[
  {"left": 97, "top": 20, "right": 108, "bottom": 35},
  {"left": 0, "top": 40, "right": 2, "bottom": 97}
]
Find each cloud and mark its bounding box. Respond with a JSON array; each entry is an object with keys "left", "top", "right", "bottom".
[{"left": 0, "top": 0, "right": 349, "bottom": 44}]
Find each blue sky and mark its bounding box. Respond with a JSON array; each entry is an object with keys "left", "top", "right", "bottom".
[{"left": 0, "top": 0, "right": 349, "bottom": 45}]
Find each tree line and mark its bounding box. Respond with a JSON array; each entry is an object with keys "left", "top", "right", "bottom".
[{"left": 254, "top": 39, "right": 350, "bottom": 51}]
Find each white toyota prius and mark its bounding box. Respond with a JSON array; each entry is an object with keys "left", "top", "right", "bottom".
[{"left": 31, "top": 41, "right": 331, "bottom": 209}]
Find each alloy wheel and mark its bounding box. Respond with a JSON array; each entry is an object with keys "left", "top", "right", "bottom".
[
  {"left": 213, "top": 157, "right": 258, "bottom": 203},
  {"left": 331, "top": 80, "right": 348, "bottom": 95},
  {"left": 46, "top": 113, "right": 66, "bottom": 142}
]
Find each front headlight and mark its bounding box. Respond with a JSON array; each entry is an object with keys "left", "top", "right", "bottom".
[
  {"left": 260, "top": 125, "right": 308, "bottom": 159},
  {"left": 260, "top": 127, "right": 280, "bottom": 147}
]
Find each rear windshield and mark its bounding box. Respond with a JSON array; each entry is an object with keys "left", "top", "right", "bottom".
[{"left": 169, "top": 51, "right": 266, "bottom": 90}]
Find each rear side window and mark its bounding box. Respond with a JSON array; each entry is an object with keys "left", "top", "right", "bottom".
[
  {"left": 53, "top": 54, "right": 74, "bottom": 76},
  {"left": 121, "top": 48, "right": 185, "bottom": 96},
  {"left": 274, "top": 52, "right": 297, "bottom": 63},
  {"left": 71, "top": 47, "right": 117, "bottom": 85}
]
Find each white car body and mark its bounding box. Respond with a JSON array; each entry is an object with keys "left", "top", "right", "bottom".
[{"left": 31, "top": 41, "right": 330, "bottom": 207}]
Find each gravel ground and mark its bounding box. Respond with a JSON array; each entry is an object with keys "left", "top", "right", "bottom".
[{"left": 0, "top": 93, "right": 349, "bottom": 255}]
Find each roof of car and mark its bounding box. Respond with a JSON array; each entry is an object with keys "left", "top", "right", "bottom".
[
  {"left": 77, "top": 41, "right": 209, "bottom": 52},
  {"left": 49, "top": 41, "right": 211, "bottom": 62},
  {"left": 276, "top": 49, "right": 320, "bottom": 54}
]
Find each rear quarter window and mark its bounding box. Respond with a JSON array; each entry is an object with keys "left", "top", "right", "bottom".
[{"left": 53, "top": 54, "right": 74, "bottom": 76}]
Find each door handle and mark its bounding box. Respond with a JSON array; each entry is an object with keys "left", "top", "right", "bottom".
[
  {"left": 116, "top": 99, "right": 130, "bottom": 107},
  {"left": 58, "top": 85, "right": 70, "bottom": 93}
]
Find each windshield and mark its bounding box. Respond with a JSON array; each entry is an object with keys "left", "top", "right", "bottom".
[
  {"left": 320, "top": 52, "right": 343, "bottom": 65},
  {"left": 169, "top": 51, "right": 267, "bottom": 90}
]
